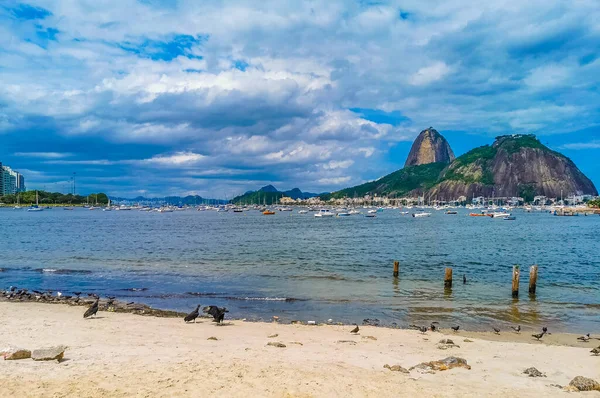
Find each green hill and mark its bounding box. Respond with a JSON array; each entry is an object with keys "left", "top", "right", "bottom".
[{"left": 321, "top": 162, "right": 446, "bottom": 200}]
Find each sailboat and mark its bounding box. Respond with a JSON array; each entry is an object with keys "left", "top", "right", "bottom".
[
  {"left": 27, "top": 191, "right": 44, "bottom": 212},
  {"left": 103, "top": 198, "right": 112, "bottom": 211},
  {"left": 14, "top": 193, "right": 22, "bottom": 209}
]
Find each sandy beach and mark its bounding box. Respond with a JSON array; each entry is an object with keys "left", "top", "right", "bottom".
[{"left": 1, "top": 302, "right": 599, "bottom": 397}]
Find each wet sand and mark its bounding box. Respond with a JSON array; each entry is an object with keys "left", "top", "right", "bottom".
[{"left": 1, "top": 302, "right": 599, "bottom": 397}]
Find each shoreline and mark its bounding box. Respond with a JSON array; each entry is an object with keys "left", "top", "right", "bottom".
[
  {"left": 1, "top": 295, "right": 598, "bottom": 348},
  {"left": 1, "top": 301, "right": 599, "bottom": 397}
]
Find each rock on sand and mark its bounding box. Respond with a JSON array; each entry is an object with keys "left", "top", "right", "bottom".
[{"left": 31, "top": 345, "right": 67, "bottom": 361}]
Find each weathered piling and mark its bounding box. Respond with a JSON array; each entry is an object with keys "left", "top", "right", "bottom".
[
  {"left": 393, "top": 261, "right": 399, "bottom": 278},
  {"left": 528, "top": 265, "right": 538, "bottom": 295},
  {"left": 444, "top": 267, "right": 452, "bottom": 288},
  {"left": 512, "top": 265, "right": 520, "bottom": 298}
]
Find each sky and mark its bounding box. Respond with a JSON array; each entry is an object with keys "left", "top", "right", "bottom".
[{"left": 1, "top": 0, "right": 599, "bottom": 198}]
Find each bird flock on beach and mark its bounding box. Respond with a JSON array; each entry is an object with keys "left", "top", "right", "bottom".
[{"left": 2, "top": 284, "right": 599, "bottom": 356}]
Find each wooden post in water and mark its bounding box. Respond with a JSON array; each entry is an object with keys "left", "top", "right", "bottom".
[
  {"left": 528, "top": 265, "right": 538, "bottom": 295},
  {"left": 393, "top": 261, "right": 399, "bottom": 278},
  {"left": 444, "top": 267, "right": 452, "bottom": 288},
  {"left": 512, "top": 265, "right": 520, "bottom": 298}
]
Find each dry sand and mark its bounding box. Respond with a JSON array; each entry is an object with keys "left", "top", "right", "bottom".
[{"left": 1, "top": 302, "right": 599, "bottom": 397}]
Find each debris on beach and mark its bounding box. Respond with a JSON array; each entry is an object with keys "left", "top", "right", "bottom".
[
  {"left": 362, "top": 335, "right": 377, "bottom": 341},
  {"left": 207, "top": 337, "right": 218, "bottom": 341},
  {"left": 565, "top": 376, "right": 600, "bottom": 392},
  {"left": 437, "top": 339, "right": 460, "bottom": 350},
  {"left": 31, "top": 345, "right": 67, "bottom": 362},
  {"left": 410, "top": 357, "right": 471, "bottom": 372},
  {"left": 291, "top": 320, "right": 302, "bottom": 325},
  {"left": 463, "top": 339, "right": 474, "bottom": 343},
  {"left": 266, "top": 342, "right": 286, "bottom": 348},
  {"left": 2, "top": 347, "right": 31, "bottom": 360},
  {"left": 336, "top": 340, "right": 357, "bottom": 345},
  {"left": 523, "top": 367, "right": 546, "bottom": 377},
  {"left": 384, "top": 364, "right": 409, "bottom": 373},
  {"left": 289, "top": 342, "right": 303, "bottom": 346},
  {"left": 307, "top": 321, "right": 316, "bottom": 325},
  {"left": 267, "top": 334, "right": 279, "bottom": 338},
  {"left": 272, "top": 316, "right": 279, "bottom": 322}
]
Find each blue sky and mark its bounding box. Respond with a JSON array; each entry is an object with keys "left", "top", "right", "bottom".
[{"left": 1, "top": 0, "right": 599, "bottom": 197}]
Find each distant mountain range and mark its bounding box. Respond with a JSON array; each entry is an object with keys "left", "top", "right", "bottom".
[
  {"left": 232, "top": 185, "right": 324, "bottom": 204},
  {"left": 110, "top": 195, "right": 228, "bottom": 205}
]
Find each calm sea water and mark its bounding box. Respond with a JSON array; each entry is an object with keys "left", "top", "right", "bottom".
[{"left": 0, "top": 208, "right": 598, "bottom": 332}]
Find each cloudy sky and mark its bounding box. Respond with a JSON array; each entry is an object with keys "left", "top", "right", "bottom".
[{"left": 1, "top": 0, "right": 599, "bottom": 198}]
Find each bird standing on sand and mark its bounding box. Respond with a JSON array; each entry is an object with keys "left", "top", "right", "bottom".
[
  {"left": 590, "top": 347, "right": 600, "bottom": 356},
  {"left": 184, "top": 305, "right": 201, "bottom": 323},
  {"left": 350, "top": 326, "right": 359, "bottom": 334},
  {"left": 83, "top": 298, "right": 99, "bottom": 319},
  {"left": 532, "top": 332, "right": 545, "bottom": 341},
  {"left": 511, "top": 325, "right": 521, "bottom": 333},
  {"left": 451, "top": 325, "right": 460, "bottom": 332},
  {"left": 203, "top": 306, "right": 228, "bottom": 324},
  {"left": 493, "top": 327, "right": 500, "bottom": 335},
  {"left": 430, "top": 323, "right": 437, "bottom": 332},
  {"left": 577, "top": 333, "right": 590, "bottom": 342},
  {"left": 542, "top": 326, "right": 549, "bottom": 334},
  {"left": 419, "top": 326, "right": 427, "bottom": 334}
]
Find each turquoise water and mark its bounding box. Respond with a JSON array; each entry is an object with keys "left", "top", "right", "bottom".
[{"left": 0, "top": 208, "right": 598, "bottom": 332}]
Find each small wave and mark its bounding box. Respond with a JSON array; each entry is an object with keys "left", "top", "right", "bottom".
[
  {"left": 185, "top": 292, "right": 223, "bottom": 297},
  {"left": 290, "top": 274, "right": 349, "bottom": 281},
  {"left": 120, "top": 287, "right": 149, "bottom": 292},
  {"left": 226, "top": 296, "right": 305, "bottom": 302},
  {"left": 36, "top": 268, "right": 93, "bottom": 275}
]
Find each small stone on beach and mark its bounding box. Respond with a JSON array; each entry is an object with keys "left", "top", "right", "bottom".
[
  {"left": 3, "top": 347, "right": 32, "bottom": 360},
  {"left": 523, "top": 367, "right": 545, "bottom": 378},
  {"left": 31, "top": 345, "right": 66, "bottom": 362},
  {"left": 266, "top": 342, "right": 286, "bottom": 348},
  {"left": 207, "top": 337, "right": 218, "bottom": 341},
  {"left": 567, "top": 376, "right": 600, "bottom": 392},
  {"left": 268, "top": 334, "right": 279, "bottom": 338}
]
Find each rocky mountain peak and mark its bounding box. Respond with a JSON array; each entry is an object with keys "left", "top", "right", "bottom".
[{"left": 405, "top": 127, "right": 455, "bottom": 167}]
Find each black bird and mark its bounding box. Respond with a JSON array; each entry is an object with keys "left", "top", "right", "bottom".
[
  {"left": 430, "top": 323, "right": 437, "bottom": 332},
  {"left": 184, "top": 305, "right": 201, "bottom": 323},
  {"left": 532, "top": 332, "right": 545, "bottom": 341},
  {"left": 542, "top": 326, "right": 548, "bottom": 334},
  {"left": 577, "top": 333, "right": 590, "bottom": 342},
  {"left": 511, "top": 325, "right": 521, "bottom": 333},
  {"left": 419, "top": 326, "right": 427, "bottom": 334},
  {"left": 493, "top": 327, "right": 500, "bottom": 335},
  {"left": 590, "top": 347, "right": 600, "bottom": 356},
  {"left": 203, "top": 306, "right": 228, "bottom": 324},
  {"left": 463, "top": 275, "right": 467, "bottom": 284},
  {"left": 451, "top": 325, "right": 460, "bottom": 332},
  {"left": 83, "top": 298, "right": 99, "bottom": 319},
  {"left": 350, "top": 326, "right": 359, "bottom": 334}
]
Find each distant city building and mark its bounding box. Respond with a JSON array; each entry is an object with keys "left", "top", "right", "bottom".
[{"left": 0, "top": 162, "right": 26, "bottom": 195}]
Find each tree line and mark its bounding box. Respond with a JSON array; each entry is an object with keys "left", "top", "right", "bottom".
[{"left": 0, "top": 191, "right": 109, "bottom": 205}]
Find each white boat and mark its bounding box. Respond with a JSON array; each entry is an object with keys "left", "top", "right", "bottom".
[
  {"left": 399, "top": 211, "right": 409, "bottom": 215},
  {"left": 314, "top": 209, "right": 335, "bottom": 217},
  {"left": 158, "top": 207, "right": 174, "bottom": 213},
  {"left": 337, "top": 212, "right": 350, "bottom": 217},
  {"left": 367, "top": 209, "right": 377, "bottom": 214},
  {"left": 412, "top": 212, "right": 431, "bottom": 218},
  {"left": 27, "top": 191, "right": 43, "bottom": 212},
  {"left": 348, "top": 209, "right": 361, "bottom": 215},
  {"left": 491, "top": 212, "right": 511, "bottom": 218},
  {"left": 298, "top": 210, "right": 308, "bottom": 214}
]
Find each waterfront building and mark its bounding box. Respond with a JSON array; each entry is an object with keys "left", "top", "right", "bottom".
[{"left": 0, "top": 163, "right": 26, "bottom": 195}]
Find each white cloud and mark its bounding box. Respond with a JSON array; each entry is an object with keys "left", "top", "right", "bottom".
[
  {"left": 15, "top": 152, "right": 73, "bottom": 159},
  {"left": 409, "top": 62, "right": 451, "bottom": 86},
  {"left": 323, "top": 160, "right": 354, "bottom": 170},
  {"left": 142, "top": 152, "right": 206, "bottom": 166},
  {"left": 561, "top": 141, "right": 600, "bottom": 150},
  {"left": 317, "top": 176, "right": 351, "bottom": 185}
]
